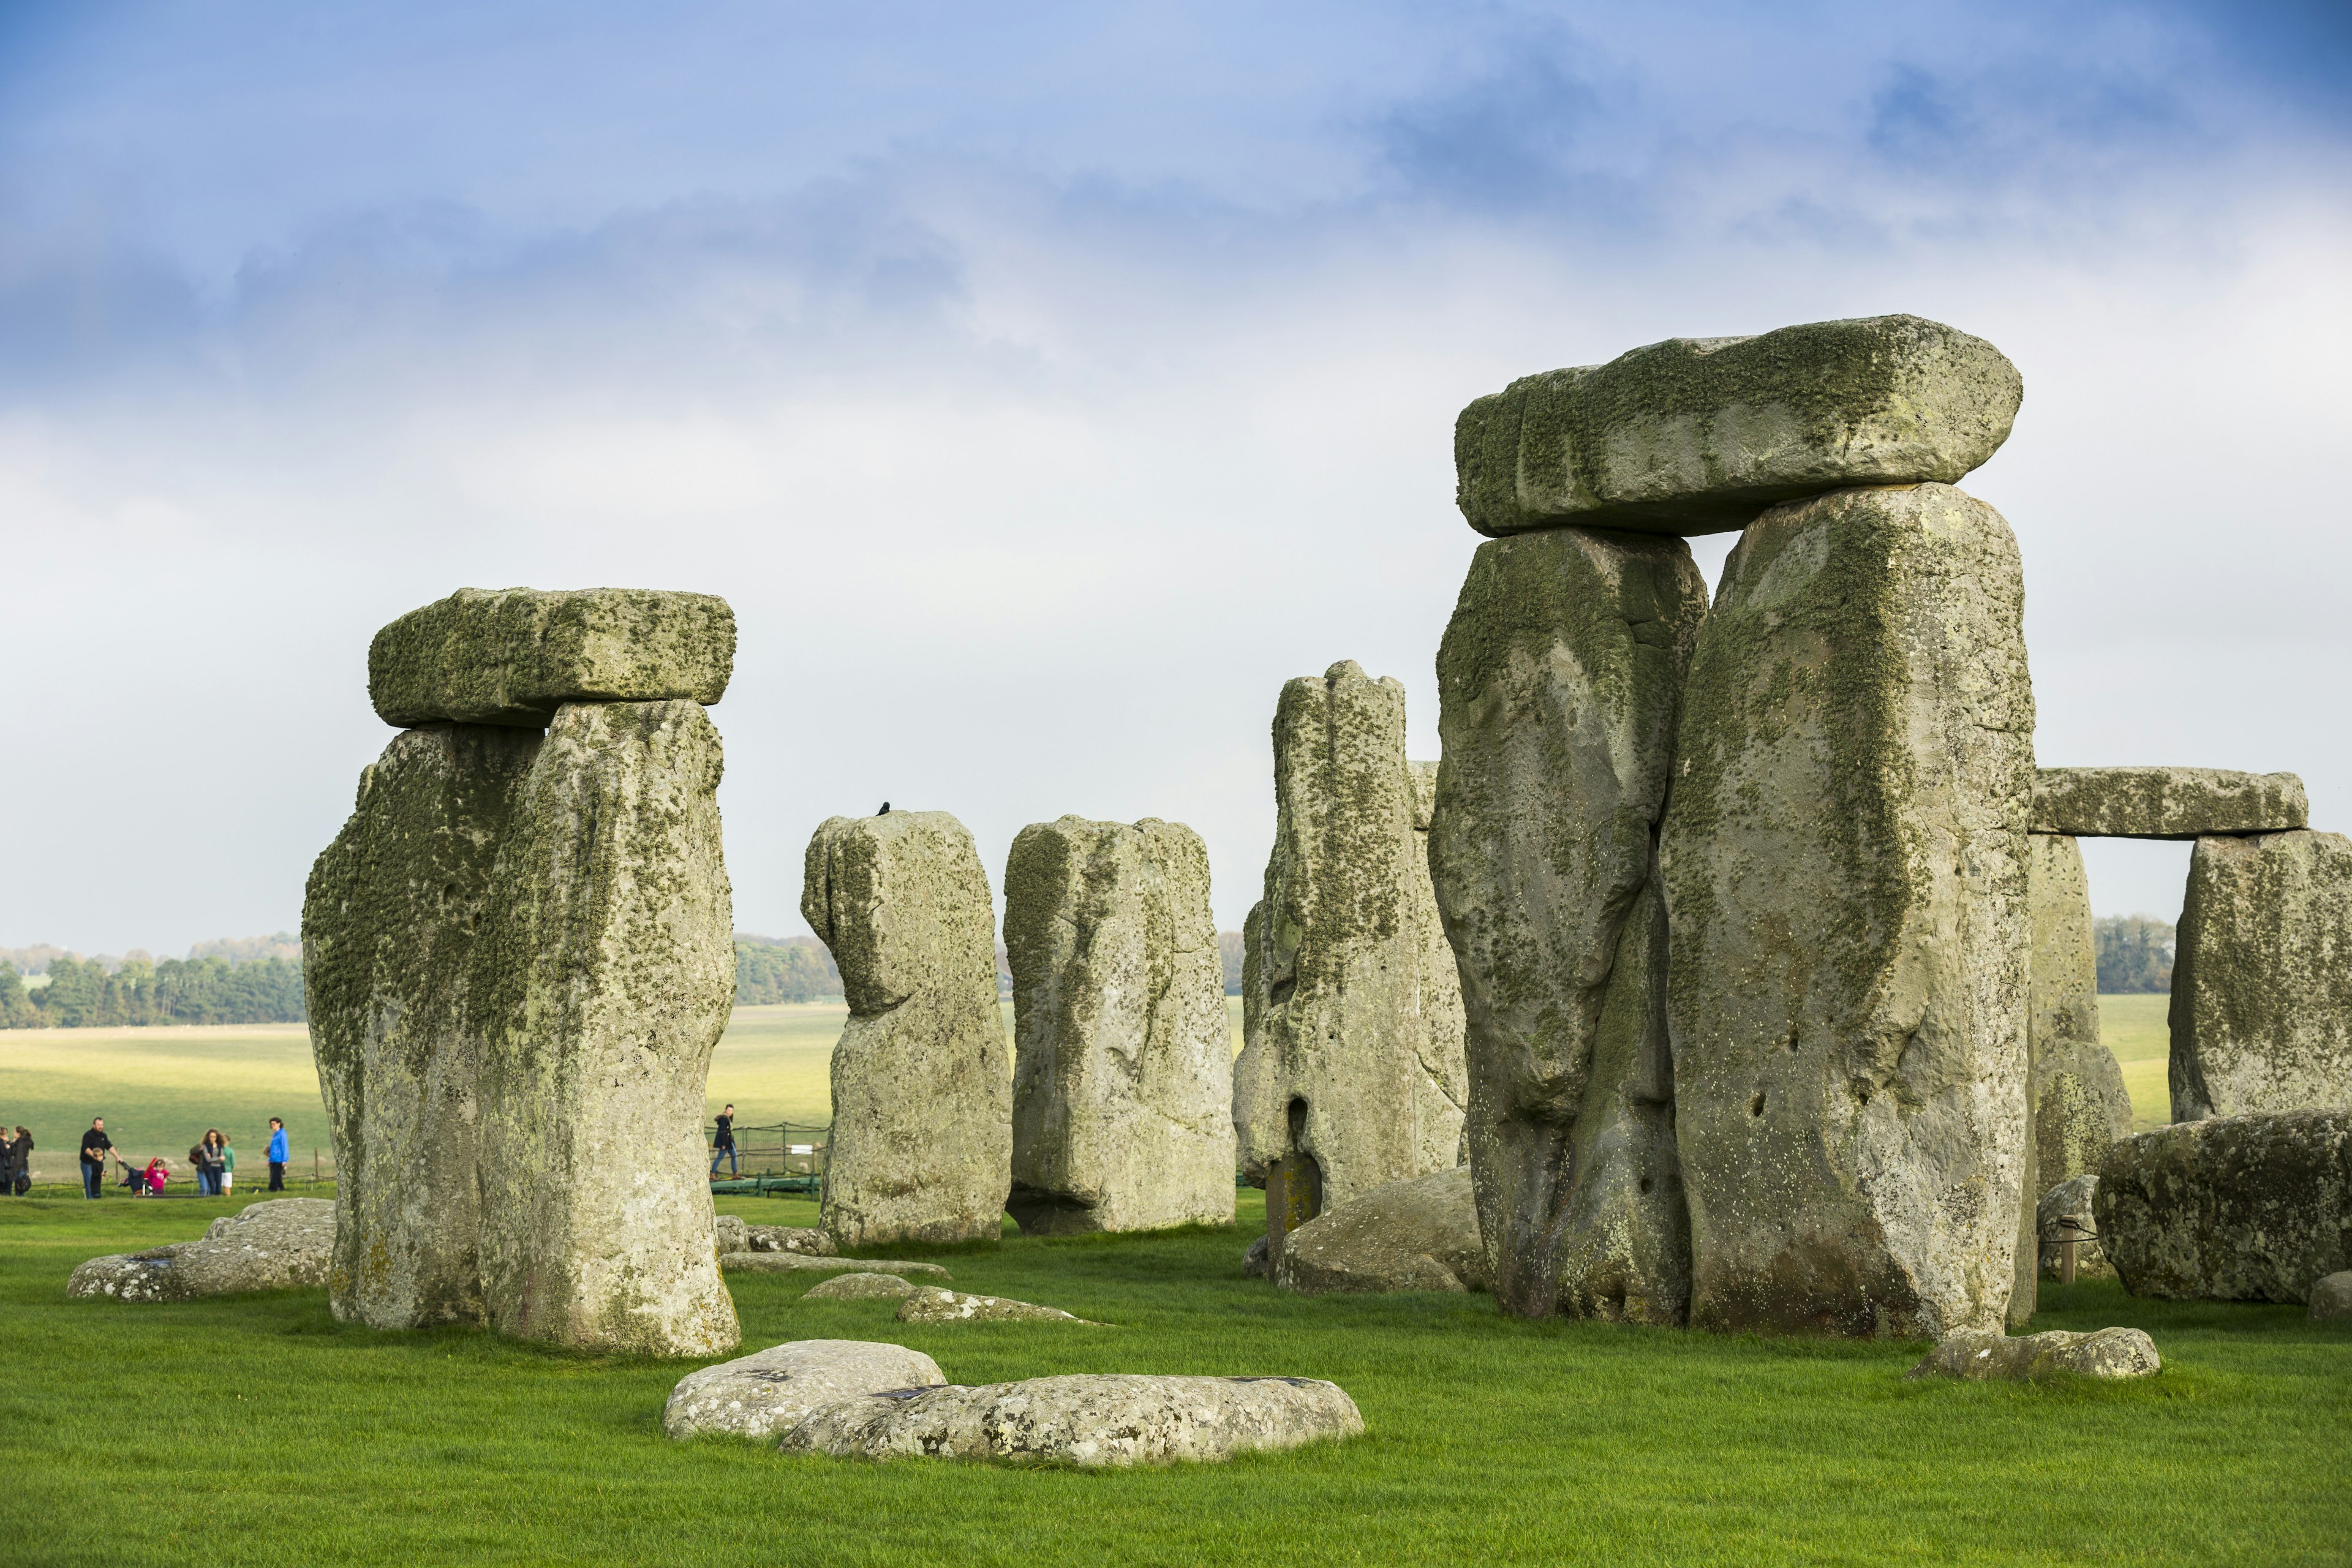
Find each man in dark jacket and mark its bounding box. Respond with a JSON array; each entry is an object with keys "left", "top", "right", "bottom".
[
  {"left": 709, "top": 1105, "right": 738, "bottom": 1178},
  {"left": 80, "top": 1118, "right": 112, "bottom": 1199},
  {"left": 2, "top": 1126, "right": 29, "bottom": 1195}
]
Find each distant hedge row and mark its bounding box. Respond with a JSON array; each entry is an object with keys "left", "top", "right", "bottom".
[{"left": 0, "top": 954, "right": 307, "bottom": 1028}]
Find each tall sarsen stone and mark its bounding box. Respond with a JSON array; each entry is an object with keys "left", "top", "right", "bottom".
[
  {"left": 1428, "top": 526, "right": 1708, "bottom": 1321},
  {"left": 1660, "top": 483, "right": 2035, "bottom": 1339}
]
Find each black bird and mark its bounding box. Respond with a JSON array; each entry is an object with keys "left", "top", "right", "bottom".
[{"left": 878, "top": 801, "right": 891, "bottom": 816}]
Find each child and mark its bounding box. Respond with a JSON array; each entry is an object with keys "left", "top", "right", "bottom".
[
  {"left": 219, "top": 1135, "right": 236, "bottom": 1196},
  {"left": 142, "top": 1157, "right": 170, "bottom": 1196}
]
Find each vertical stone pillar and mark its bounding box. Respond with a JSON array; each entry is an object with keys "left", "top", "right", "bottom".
[
  {"left": 1233, "top": 662, "right": 1466, "bottom": 1211},
  {"left": 473, "top": 700, "right": 740, "bottom": 1357},
  {"left": 1661, "top": 483, "right": 2034, "bottom": 1340},
  {"left": 2027, "top": 833, "right": 2132, "bottom": 1150},
  {"left": 1428, "top": 527, "right": 1708, "bottom": 1321},
  {"left": 804, "top": 810, "right": 1011, "bottom": 1248},
  {"left": 1004, "top": 816, "right": 1235, "bottom": 1235}
]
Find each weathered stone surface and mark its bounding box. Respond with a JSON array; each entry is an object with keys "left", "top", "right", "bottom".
[
  {"left": 68, "top": 1200, "right": 336, "bottom": 1302},
  {"left": 1455, "top": 316, "right": 2022, "bottom": 538},
  {"left": 1428, "top": 526, "right": 1707, "bottom": 1323},
  {"left": 894, "top": 1288, "right": 1096, "bottom": 1324},
  {"left": 2171, "top": 831, "right": 2352, "bottom": 1123},
  {"left": 747, "top": 1224, "right": 835, "bottom": 1256},
  {"left": 1273, "top": 1166, "right": 1490, "bottom": 1296},
  {"left": 804, "top": 811, "right": 1011, "bottom": 1250},
  {"left": 1005, "top": 816, "right": 1235, "bottom": 1236},
  {"left": 777, "top": 1374, "right": 1363, "bottom": 1467},
  {"left": 1661, "top": 483, "right": 2035, "bottom": 1338},
  {"left": 2095, "top": 1110, "right": 2352, "bottom": 1303},
  {"left": 369, "top": 587, "right": 735, "bottom": 728},
  {"left": 470, "top": 700, "right": 740, "bottom": 1357},
  {"left": 714, "top": 1215, "right": 750, "bottom": 1255},
  {"left": 720, "top": 1253, "right": 951, "bottom": 1281},
  {"left": 304, "top": 726, "right": 539, "bottom": 1329},
  {"left": 1235, "top": 662, "right": 1466, "bottom": 1220},
  {"left": 2036, "top": 1175, "right": 2114, "bottom": 1281},
  {"left": 1905, "top": 1328, "right": 2160, "bottom": 1382},
  {"left": 2309, "top": 1271, "right": 2352, "bottom": 1321},
  {"left": 662, "top": 1339, "right": 944, "bottom": 1442},
  {"left": 2026, "top": 835, "right": 2133, "bottom": 1150},
  {"left": 803, "top": 1272, "right": 922, "bottom": 1302},
  {"left": 2030, "top": 768, "right": 2306, "bottom": 840},
  {"left": 1242, "top": 1235, "right": 1270, "bottom": 1278}
]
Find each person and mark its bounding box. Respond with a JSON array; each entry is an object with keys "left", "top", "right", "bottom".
[
  {"left": 4, "top": 1126, "right": 31, "bottom": 1196},
  {"left": 80, "top": 1117, "right": 113, "bottom": 1200},
  {"left": 219, "top": 1133, "right": 236, "bottom": 1196},
  {"left": 710, "top": 1104, "right": 739, "bottom": 1178},
  {"left": 189, "top": 1137, "right": 217, "bottom": 1197},
  {"left": 266, "top": 1118, "right": 288, "bottom": 1190},
  {"left": 138, "top": 1156, "right": 169, "bottom": 1197}
]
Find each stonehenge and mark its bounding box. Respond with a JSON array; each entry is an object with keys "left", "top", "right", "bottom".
[
  {"left": 1234, "top": 661, "right": 1467, "bottom": 1257},
  {"left": 2030, "top": 767, "right": 2307, "bottom": 840},
  {"left": 305, "top": 587, "right": 740, "bottom": 1358},
  {"left": 802, "top": 810, "right": 1011, "bottom": 1249},
  {"left": 2095, "top": 1111, "right": 2351, "bottom": 1303},
  {"left": 1003, "top": 816, "right": 1235, "bottom": 1236}
]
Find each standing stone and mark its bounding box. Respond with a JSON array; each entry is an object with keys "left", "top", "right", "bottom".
[
  {"left": 1234, "top": 663, "right": 1466, "bottom": 1220},
  {"left": 472, "top": 700, "right": 740, "bottom": 1357},
  {"left": 305, "top": 725, "right": 538, "bottom": 1329},
  {"left": 2026, "top": 835, "right": 2133, "bottom": 1148},
  {"left": 2030, "top": 767, "right": 2306, "bottom": 840},
  {"left": 1455, "top": 315, "right": 2022, "bottom": 537},
  {"left": 1004, "top": 816, "right": 1235, "bottom": 1235},
  {"left": 1662, "top": 483, "right": 2035, "bottom": 1339},
  {"left": 1427, "top": 526, "right": 1708, "bottom": 1322},
  {"left": 2171, "top": 831, "right": 2352, "bottom": 1122},
  {"left": 803, "top": 811, "right": 1011, "bottom": 1249}
]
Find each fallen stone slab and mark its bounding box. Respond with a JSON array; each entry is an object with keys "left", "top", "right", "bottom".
[
  {"left": 1454, "top": 314, "right": 2022, "bottom": 537},
  {"left": 747, "top": 1224, "right": 835, "bottom": 1255},
  {"left": 776, "top": 1374, "right": 1364, "bottom": 1466},
  {"left": 2308, "top": 1272, "right": 2352, "bottom": 1321},
  {"left": 369, "top": 587, "right": 736, "bottom": 728},
  {"left": 663, "top": 1338, "right": 944, "bottom": 1441},
  {"left": 2036, "top": 1175, "right": 2114, "bottom": 1281},
  {"left": 69, "top": 1200, "right": 336, "bottom": 1303},
  {"left": 894, "top": 1287, "right": 1096, "bottom": 1324},
  {"left": 714, "top": 1215, "right": 749, "bottom": 1255},
  {"left": 804, "top": 1272, "right": 922, "bottom": 1302},
  {"left": 1905, "top": 1328, "right": 2160, "bottom": 1382},
  {"left": 2171, "top": 830, "right": 2352, "bottom": 1122},
  {"left": 2095, "top": 1110, "right": 2352, "bottom": 1303},
  {"left": 2030, "top": 767, "right": 2306, "bottom": 840},
  {"left": 1274, "top": 1166, "right": 1490, "bottom": 1297},
  {"left": 721, "top": 1254, "right": 951, "bottom": 1282}
]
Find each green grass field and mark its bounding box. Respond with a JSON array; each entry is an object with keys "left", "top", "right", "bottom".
[
  {"left": 1, "top": 1190, "right": 2345, "bottom": 1566},
  {"left": 2098, "top": 993, "right": 2172, "bottom": 1129}
]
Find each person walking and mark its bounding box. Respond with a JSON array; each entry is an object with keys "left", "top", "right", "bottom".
[
  {"left": 266, "top": 1118, "right": 288, "bottom": 1191},
  {"left": 219, "top": 1133, "right": 236, "bottom": 1196},
  {"left": 79, "top": 1118, "right": 113, "bottom": 1200},
  {"left": 709, "top": 1104, "right": 739, "bottom": 1179},
  {"left": 2, "top": 1126, "right": 29, "bottom": 1196}
]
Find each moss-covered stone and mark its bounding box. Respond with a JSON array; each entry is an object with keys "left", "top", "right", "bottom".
[
  {"left": 1455, "top": 316, "right": 2022, "bottom": 537},
  {"left": 1660, "top": 483, "right": 2035, "bottom": 1340},
  {"left": 1427, "top": 526, "right": 1707, "bottom": 1323},
  {"left": 1233, "top": 663, "right": 1466, "bottom": 1211},
  {"left": 2030, "top": 767, "right": 2306, "bottom": 839},
  {"left": 2170, "top": 830, "right": 2352, "bottom": 1121},
  {"left": 802, "top": 810, "right": 1009, "bottom": 1249},
  {"left": 303, "top": 724, "right": 540, "bottom": 1329},
  {"left": 1003, "top": 816, "right": 1234, "bottom": 1235},
  {"left": 470, "top": 699, "right": 739, "bottom": 1358},
  {"left": 1272, "top": 1165, "right": 1490, "bottom": 1296},
  {"left": 369, "top": 587, "right": 736, "bottom": 728},
  {"left": 2095, "top": 1110, "right": 2352, "bottom": 1302}
]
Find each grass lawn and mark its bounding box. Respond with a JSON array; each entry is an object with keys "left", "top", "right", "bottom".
[
  {"left": 2097, "top": 994, "right": 2172, "bottom": 1130},
  {"left": 2, "top": 1189, "right": 2345, "bottom": 1567}
]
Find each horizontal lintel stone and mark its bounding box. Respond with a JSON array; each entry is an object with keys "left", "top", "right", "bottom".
[{"left": 2029, "top": 767, "right": 2306, "bottom": 840}]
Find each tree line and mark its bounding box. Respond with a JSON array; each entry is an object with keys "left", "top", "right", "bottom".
[
  {"left": 2094, "top": 914, "right": 2174, "bottom": 993},
  {"left": 0, "top": 954, "right": 307, "bottom": 1028}
]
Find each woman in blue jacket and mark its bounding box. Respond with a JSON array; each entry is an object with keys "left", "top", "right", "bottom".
[{"left": 266, "top": 1118, "right": 289, "bottom": 1191}]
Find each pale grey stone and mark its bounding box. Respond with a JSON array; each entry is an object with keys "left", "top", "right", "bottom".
[
  {"left": 1661, "top": 483, "right": 2035, "bottom": 1339},
  {"left": 1004, "top": 816, "right": 1235, "bottom": 1236},
  {"left": 1234, "top": 662, "right": 1466, "bottom": 1216},
  {"left": 2036, "top": 1174, "right": 2114, "bottom": 1281},
  {"left": 2027, "top": 835, "right": 2133, "bottom": 1150},
  {"left": 777, "top": 1374, "right": 1364, "bottom": 1467},
  {"left": 662, "top": 1339, "right": 944, "bottom": 1441},
  {"left": 471, "top": 699, "right": 740, "bottom": 1358},
  {"left": 1455, "top": 315, "right": 2022, "bottom": 537},
  {"left": 2030, "top": 768, "right": 2306, "bottom": 840},
  {"left": 304, "top": 726, "right": 538, "bottom": 1329},
  {"left": 1428, "top": 526, "right": 1707, "bottom": 1323},
  {"left": 69, "top": 1200, "right": 336, "bottom": 1303},
  {"left": 2171, "top": 831, "right": 2352, "bottom": 1122},
  {"left": 747, "top": 1224, "right": 835, "bottom": 1255},
  {"left": 2095, "top": 1110, "right": 2352, "bottom": 1303},
  {"left": 720, "top": 1254, "right": 951, "bottom": 1281},
  {"left": 893, "top": 1287, "right": 1096, "bottom": 1324},
  {"left": 1905, "top": 1328, "right": 2160, "bottom": 1382},
  {"left": 714, "top": 1215, "right": 750, "bottom": 1256},
  {"left": 1273, "top": 1166, "right": 1490, "bottom": 1296},
  {"left": 802, "top": 1272, "right": 922, "bottom": 1301},
  {"left": 2308, "top": 1271, "right": 2352, "bottom": 1321},
  {"left": 369, "top": 587, "right": 735, "bottom": 728},
  {"left": 803, "top": 811, "right": 1011, "bottom": 1250}
]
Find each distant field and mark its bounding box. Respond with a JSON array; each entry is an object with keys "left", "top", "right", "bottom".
[{"left": 2098, "top": 993, "right": 2171, "bottom": 1129}]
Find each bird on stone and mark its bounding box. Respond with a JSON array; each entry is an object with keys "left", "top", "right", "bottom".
[{"left": 878, "top": 802, "right": 891, "bottom": 816}]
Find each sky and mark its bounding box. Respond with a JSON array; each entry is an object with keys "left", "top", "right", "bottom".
[{"left": 2, "top": 0, "right": 2347, "bottom": 954}]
